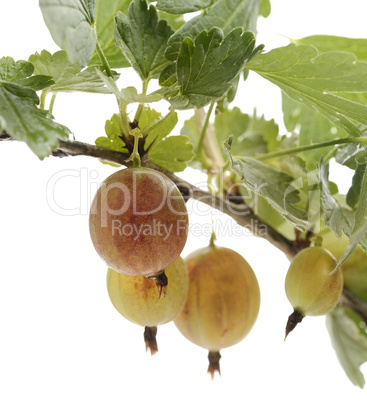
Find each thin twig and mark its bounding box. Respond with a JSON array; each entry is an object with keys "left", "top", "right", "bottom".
[
  {"left": 0, "top": 131, "right": 296, "bottom": 258},
  {"left": 1, "top": 131, "right": 365, "bottom": 319},
  {"left": 338, "top": 287, "right": 367, "bottom": 322}
]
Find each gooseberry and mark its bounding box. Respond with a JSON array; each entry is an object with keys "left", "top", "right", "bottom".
[
  {"left": 174, "top": 245, "right": 260, "bottom": 379},
  {"left": 107, "top": 257, "right": 189, "bottom": 354},
  {"left": 284, "top": 246, "right": 343, "bottom": 338},
  {"left": 321, "top": 230, "right": 367, "bottom": 303},
  {"left": 89, "top": 167, "right": 188, "bottom": 286}
]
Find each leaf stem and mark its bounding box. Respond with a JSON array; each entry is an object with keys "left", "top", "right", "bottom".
[
  {"left": 40, "top": 90, "right": 48, "bottom": 110},
  {"left": 118, "top": 101, "right": 131, "bottom": 138},
  {"left": 49, "top": 93, "right": 57, "bottom": 114},
  {"left": 256, "top": 137, "right": 367, "bottom": 161},
  {"left": 95, "top": 39, "right": 114, "bottom": 78},
  {"left": 134, "top": 80, "right": 148, "bottom": 123},
  {"left": 196, "top": 102, "right": 215, "bottom": 156}
]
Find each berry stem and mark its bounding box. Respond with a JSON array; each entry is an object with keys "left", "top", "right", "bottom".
[
  {"left": 144, "top": 326, "right": 158, "bottom": 356},
  {"left": 207, "top": 351, "right": 221, "bottom": 380},
  {"left": 209, "top": 229, "right": 217, "bottom": 247},
  {"left": 285, "top": 309, "right": 304, "bottom": 340},
  {"left": 148, "top": 270, "right": 168, "bottom": 297}
]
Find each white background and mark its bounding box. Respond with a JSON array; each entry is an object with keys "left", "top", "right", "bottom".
[{"left": 1, "top": 1, "right": 367, "bottom": 401}]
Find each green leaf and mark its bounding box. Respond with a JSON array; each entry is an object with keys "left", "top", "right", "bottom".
[
  {"left": 0, "top": 56, "right": 53, "bottom": 91},
  {"left": 179, "top": 109, "right": 221, "bottom": 171},
  {"left": 238, "top": 186, "right": 294, "bottom": 239},
  {"left": 319, "top": 160, "right": 353, "bottom": 237},
  {"left": 216, "top": 74, "right": 240, "bottom": 111},
  {"left": 158, "top": 11, "right": 185, "bottom": 31},
  {"left": 119, "top": 87, "right": 162, "bottom": 103},
  {"left": 282, "top": 92, "right": 348, "bottom": 169},
  {"left": 95, "top": 113, "right": 129, "bottom": 152},
  {"left": 180, "top": 113, "right": 202, "bottom": 165},
  {"left": 165, "top": 0, "right": 260, "bottom": 61},
  {"left": 158, "top": 62, "right": 177, "bottom": 88},
  {"left": 214, "top": 107, "right": 279, "bottom": 158},
  {"left": 294, "top": 35, "right": 367, "bottom": 61},
  {"left": 334, "top": 166, "right": 367, "bottom": 270},
  {"left": 0, "top": 82, "right": 70, "bottom": 159},
  {"left": 326, "top": 307, "right": 367, "bottom": 388},
  {"left": 141, "top": 109, "right": 178, "bottom": 150},
  {"left": 89, "top": 0, "right": 131, "bottom": 68},
  {"left": 93, "top": 69, "right": 161, "bottom": 104},
  {"left": 139, "top": 107, "right": 161, "bottom": 130},
  {"left": 29, "top": 50, "right": 118, "bottom": 93},
  {"left": 53, "top": 66, "right": 119, "bottom": 93},
  {"left": 335, "top": 140, "right": 367, "bottom": 170},
  {"left": 161, "top": 28, "right": 262, "bottom": 109},
  {"left": 147, "top": 135, "right": 194, "bottom": 172},
  {"left": 247, "top": 44, "right": 367, "bottom": 136},
  {"left": 156, "top": 0, "right": 214, "bottom": 14},
  {"left": 347, "top": 163, "right": 366, "bottom": 209},
  {"left": 224, "top": 137, "right": 309, "bottom": 229},
  {"left": 259, "top": 0, "right": 270, "bottom": 17},
  {"left": 81, "top": 0, "right": 96, "bottom": 22},
  {"left": 39, "top": 0, "right": 96, "bottom": 67},
  {"left": 114, "top": 0, "right": 174, "bottom": 80}
]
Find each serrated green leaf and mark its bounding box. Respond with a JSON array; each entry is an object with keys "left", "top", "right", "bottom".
[
  {"left": 165, "top": 0, "right": 260, "bottom": 61},
  {"left": 158, "top": 63, "right": 178, "bottom": 88},
  {"left": 156, "top": 0, "right": 214, "bottom": 14},
  {"left": 335, "top": 141, "right": 367, "bottom": 169},
  {"left": 162, "top": 28, "right": 262, "bottom": 109},
  {"left": 39, "top": 0, "right": 96, "bottom": 67},
  {"left": 179, "top": 109, "right": 221, "bottom": 172},
  {"left": 180, "top": 113, "right": 201, "bottom": 158},
  {"left": 114, "top": 0, "right": 174, "bottom": 80},
  {"left": 139, "top": 107, "right": 161, "bottom": 130},
  {"left": 29, "top": 50, "right": 118, "bottom": 94},
  {"left": 335, "top": 166, "right": 367, "bottom": 270},
  {"left": 29, "top": 50, "right": 77, "bottom": 81},
  {"left": 89, "top": 0, "right": 131, "bottom": 68},
  {"left": 347, "top": 163, "right": 366, "bottom": 209},
  {"left": 95, "top": 113, "right": 129, "bottom": 152},
  {"left": 142, "top": 109, "right": 178, "bottom": 150},
  {"left": 248, "top": 44, "right": 367, "bottom": 136},
  {"left": 294, "top": 35, "right": 367, "bottom": 61},
  {"left": 319, "top": 160, "right": 354, "bottom": 238},
  {"left": 326, "top": 307, "right": 367, "bottom": 388},
  {"left": 224, "top": 137, "right": 309, "bottom": 229},
  {"left": 0, "top": 82, "right": 70, "bottom": 159},
  {"left": 216, "top": 74, "right": 240, "bottom": 111},
  {"left": 0, "top": 56, "right": 53, "bottom": 91},
  {"left": 215, "top": 107, "right": 279, "bottom": 158},
  {"left": 54, "top": 66, "right": 119, "bottom": 93},
  {"left": 158, "top": 11, "right": 185, "bottom": 31},
  {"left": 282, "top": 92, "right": 348, "bottom": 169},
  {"left": 147, "top": 135, "right": 194, "bottom": 172},
  {"left": 238, "top": 185, "right": 294, "bottom": 239}
]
